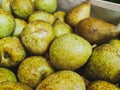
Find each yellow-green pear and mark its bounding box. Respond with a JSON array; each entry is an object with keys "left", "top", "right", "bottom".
[
  {"left": 1, "top": 0, "right": 13, "bottom": 13},
  {"left": 18, "top": 56, "right": 54, "bottom": 88},
  {"left": 0, "top": 68, "right": 17, "bottom": 83},
  {"left": 53, "top": 11, "right": 66, "bottom": 22},
  {"left": 53, "top": 20, "right": 73, "bottom": 37},
  {"left": 28, "top": 11, "right": 56, "bottom": 25},
  {"left": 0, "top": 36, "right": 26, "bottom": 67},
  {"left": 36, "top": 70, "right": 86, "bottom": 90},
  {"left": 13, "top": 18, "right": 27, "bottom": 37},
  {"left": 35, "top": 0, "right": 57, "bottom": 13},
  {"left": 49, "top": 33, "right": 92, "bottom": 70},
  {"left": 0, "top": 82, "right": 33, "bottom": 90},
  {"left": 87, "top": 80, "right": 120, "bottom": 90},
  {"left": 84, "top": 44, "right": 120, "bottom": 83}
]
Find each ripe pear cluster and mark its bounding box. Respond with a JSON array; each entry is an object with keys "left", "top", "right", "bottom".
[{"left": 0, "top": 0, "right": 119, "bottom": 90}]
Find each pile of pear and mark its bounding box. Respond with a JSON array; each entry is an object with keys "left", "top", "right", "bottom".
[{"left": 0, "top": 0, "right": 120, "bottom": 90}]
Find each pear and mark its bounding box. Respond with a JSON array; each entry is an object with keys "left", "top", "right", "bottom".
[
  {"left": 18, "top": 56, "right": 54, "bottom": 88},
  {"left": 0, "top": 82, "right": 33, "bottom": 90},
  {"left": 36, "top": 70, "right": 86, "bottom": 90},
  {"left": 66, "top": 2, "right": 91, "bottom": 26},
  {"left": 35, "top": 0, "right": 57, "bottom": 13},
  {"left": 21, "top": 20, "right": 55, "bottom": 55},
  {"left": 53, "top": 20, "right": 73, "bottom": 37},
  {"left": 109, "top": 39, "right": 120, "bottom": 50},
  {"left": 11, "top": 0, "right": 34, "bottom": 19},
  {"left": 28, "top": 11, "right": 56, "bottom": 25},
  {"left": 0, "top": 9, "right": 15, "bottom": 38},
  {"left": 0, "top": 68, "right": 17, "bottom": 83},
  {"left": 13, "top": 18, "right": 27, "bottom": 37},
  {"left": 83, "top": 44, "right": 120, "bottom": 83},
  {"left": 49, "top": 33, "right": 92, "bottom": 70},
  {"left": 1, "top": 0, "right": 13, "bottom": 13},
  {"left": 75, "top": 17, "right": 120, "bottom": 44},
  {"left": 0, "top": 36, "right": 26, "bottom": 67},
  {"left": 87, "top": 80, "right": 120, "bottom": 90},
  {"left": 53, "top": 11, "right": 66, "bottom": 22}
]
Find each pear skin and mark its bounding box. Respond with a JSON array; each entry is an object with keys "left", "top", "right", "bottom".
[
  {"left": 75, "top": 17, "right": 120, "bottom": 44},
  {"left": 66, "top": 2, "right": 91, "bottom": 26},
  {"left": 36, "top": 70, "right": 86, "bottom": 90},
  {"left": 87, "top": 80, "right": 120, "bottom": 90}
]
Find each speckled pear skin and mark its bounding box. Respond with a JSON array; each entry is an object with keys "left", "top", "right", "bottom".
[
  {"left": 18, "top": 56, "right": 54, "bottom": 88},
  {"left": 36, "top": 70, "right": 86, "bottom": 90},
  {"left": 0, "top": 36, "right": 26, "bottom": 67},
  {"left": 87, "top": 80, "right": 120, "bottom": 90},
  {"left": 21, "top": 20, "right": 55, "bottom": 55},
  {"left": 66, "top": 2, "right": 91, "bottom": 26},
  {"left": 11, "top": 0, "right": 34, "bottom": 19},
  {"left": 53, "top": 20, "right": 73, "bottom": 37},
  {"left": 49, "top": 33, "right": 92, "bottom": 70},
  {"left": 84, "top": 44, "right": 120, "bottom": 83},
  {"left": 75, "top": 17, "right": 118, "bottom": 44},
  {"left": 1, "top": 0, "right": 13, "bottom": 13},
  {"left": 0, "top": 68, "right": 17, "bottom": 83},
  {"left": 0, "top": 82, "right": 33, "bottom": 90},
  {"left": 109, "top": 39, "right": 120, "bottom": 50},
  {"left": 35, "top": 0, "right": 57, "bottom": 13},
  {"left": 28, "top": 11, "right": 56, "bottom": 25},
  {"left": 0, "top": 9, "right": 15, "bottom": 38},
  {"left": 53, "top": 11, "right": 66, "bottom": 22},
  {"left": 13, "top": 18, "right": 27, "bottom": 37}
]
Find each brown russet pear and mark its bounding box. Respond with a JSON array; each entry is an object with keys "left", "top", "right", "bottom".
[
  {"left": 66, "top": 2, "right": 91, "bottom": 26},
  {"left": 75, "top": 17, "right": 120, "bottom": 44}
]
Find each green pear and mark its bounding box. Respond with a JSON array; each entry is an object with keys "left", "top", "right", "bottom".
[
  {"left": 0, "top": 9, "right": 15, "bottom": 38},
  {"left": 35, "top": 0, "right": 57, "bottom": 13},
  {"left": 87, "top": 80, "right": 120, "bottom": 90},
  {"left": 49, "top": 33, "right": 92, "bottom": 70},
  {"left": 28, "top": 11, "right": 56, "bottom": 25},
  {"left": 18, "top": 56, "right": 54, "bottom": 88},
  {"left": 0, "top": 67, "right": 17, "bottom": 83},
  {"left": 21, "top": 20, "right": 55, "bottom": 55},
  {"left": 1, "top": 0, "right": 13, "bottom": 13},
  {"left": 53, "top": 20, "right": 73, "bottom": 37},
  {"left": 75, "top": 17, "right": 119, "bottom": 44},
  {"left": 53, "top": 11, "right": 66, "bottom": 22},
  {"left": 36, "top": 70, "right": 86, "bottom": 90},
  {"left": 84, "top": 44, "right": 120, "bottom": 83},
  {"left": 13, "top": 18, "right": 27, "bottom": 37},
  {"left": 0, "top": 82, "right": 33, "bottom": 90},
  {"left": 11, "top": 0, "right": 34, "bottom": 19},
  {"left": 0, "top": 36, "right": 26, "bottom": 67},
  {"left": 66, "top": 2, "right": 91, "bottom": 26}
]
